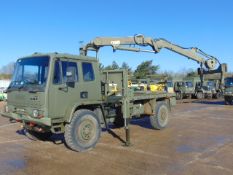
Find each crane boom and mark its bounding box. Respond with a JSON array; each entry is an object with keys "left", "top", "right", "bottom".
[{"left": 80, "top": 34, "right": 220, "bottom": 70}]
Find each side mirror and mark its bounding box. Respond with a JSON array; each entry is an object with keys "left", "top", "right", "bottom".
[
  {"left": 66, "top": 71, "right": 73, "bottom": 78},
  {"left": 66, "top": 71, "right": 75, "bottom": 88}
]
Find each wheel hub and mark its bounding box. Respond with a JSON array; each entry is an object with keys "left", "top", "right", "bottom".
[
  {"left": 78, "top": 119, "right": 95, "bottom": 142},
  {"left": 160, "top": 109, "right": 166, "bottom": 122},
  {"left": 159, "top": 107, "right": 168, "bottom": 126}
]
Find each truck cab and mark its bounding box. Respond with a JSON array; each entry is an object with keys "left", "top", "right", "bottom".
[
  {"left": 5, "top": 53, "right": 102, "bottom": 133},
  {"left": 200, "top": 80, "right": 222, "bottom": 99},
  {"left": 174, "top": 79, "right": 195, "bottom": 100}
]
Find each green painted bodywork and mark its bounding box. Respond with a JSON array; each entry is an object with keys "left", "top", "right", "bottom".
[{"left": 2, "top": 53, "right": 176, "bottom": 133}]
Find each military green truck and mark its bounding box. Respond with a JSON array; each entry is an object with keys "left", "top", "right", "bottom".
[
  {"left": 201, "top": 79, "right": 223, "bottom": 99},
  {"left": 174, "top": 75, "right": 226, "bottom": 100},
  {"left": 170, "top": 77, "right": 210, "bottom": 100},
  {"left": 224, "top": 77, "right": 233, "bottom": 105},
  {"left": 173, "top": 77, "right": 197, "bottom": 99},
  {"left": 1, "top": 34, "right": 226, "bottom": 152}
]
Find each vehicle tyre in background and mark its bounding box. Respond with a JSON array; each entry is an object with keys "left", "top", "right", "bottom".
[
  {"left": 224, "top": 97, "right": 232, "bottom": 105},
  {"left": 176, "top": 92, "right": 183, "bottom": 100},
  {"left": 187, "top": 94, "right": 192, "bottom": 99},
  {"left": 196, "top": 92, "right": 204, "bottom": 99},
  {"left": 214, "top": 92, "right": 221, "bottom": 99}
]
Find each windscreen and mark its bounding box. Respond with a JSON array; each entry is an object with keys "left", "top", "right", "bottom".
[
  {"left": 9, "top": 56, "right": 50, "bottom": 92},
  {"left": 185, "top": 81, "right": 193, "bottom": 88},
  {"left": 207, "top": 81, "right": 215, "bottom": 87},
  {"left": 167, "top": 81, "right": 173, "bottom": 87}
]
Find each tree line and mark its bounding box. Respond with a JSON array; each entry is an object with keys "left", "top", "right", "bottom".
[
  {"left": 100, "top": 60, "right": 199, "bottom": 79},
  {"left": 2, "top": 60, "right": 230, "bottom": 80}
]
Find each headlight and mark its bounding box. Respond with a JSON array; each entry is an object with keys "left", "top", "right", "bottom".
[{"left": 32, "top": 109, "right": 39, "bottom": 118}]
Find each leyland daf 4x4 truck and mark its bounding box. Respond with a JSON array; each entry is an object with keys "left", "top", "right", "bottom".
[{"left": 1, "top": 34, "right": 226, "bottom": 152}]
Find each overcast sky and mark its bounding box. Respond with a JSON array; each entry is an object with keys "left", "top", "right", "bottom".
[{"left": 0, "top": 0, "right": 232, "bottom": 72}]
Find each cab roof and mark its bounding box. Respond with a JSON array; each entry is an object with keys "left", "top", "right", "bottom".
[{"left": 19, "top": 52, "right": 98, "bottom": 62}]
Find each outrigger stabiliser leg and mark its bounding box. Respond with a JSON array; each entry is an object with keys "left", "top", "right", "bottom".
[{"left": 124, "top": 118, "right": 131, "bottom": 146}]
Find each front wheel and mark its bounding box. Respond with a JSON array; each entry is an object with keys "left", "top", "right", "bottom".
[
  {"left": 150, "top": 102, "right": 169, "bottom": 130},
  {"left": 65, "top": 109, "right": 101, "bottom": 152}
]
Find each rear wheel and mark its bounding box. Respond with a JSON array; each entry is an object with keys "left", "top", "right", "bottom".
[
  {"left": 150, "top": 102, "right": 169, "bottom": 130},
  {"left": 65, "top": 109, "right": 101, "bottom": 152}
]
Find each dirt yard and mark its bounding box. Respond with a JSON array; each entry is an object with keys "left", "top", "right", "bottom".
[{"left": 0, "top": 100, "right": 233, "bottom": 175}]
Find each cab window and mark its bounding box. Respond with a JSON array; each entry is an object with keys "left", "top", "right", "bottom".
[
  {"left": 61, "top": 61, "right": 78, "bottom": 82},
  {"left": 82, "top": 62, "right": 95, "bottom": 81},
  {"left": 53, "top": 60, "right": 78, "bottom": 84},
  {"left": 53, "top": 60, "right": 61, "bottom": 84}
]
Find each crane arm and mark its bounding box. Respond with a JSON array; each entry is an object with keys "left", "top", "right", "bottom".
[{"left": 80, "top": 34, "right": 219, "bottom": 70}]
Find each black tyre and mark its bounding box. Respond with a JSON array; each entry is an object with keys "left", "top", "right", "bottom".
[
  {"left": 150, "top": 102, "right": 169, "bottom": 130},
  {"left": 215, "top": 92, "right": 221, "bottom": 99},
  {"left": 176, "top": 92, "right": 183, "bottom": 100},
  {"left": 65, "top": 109, "right": 101, "bottom": 152},
  {"left": 225, "top": 100, "right": 230, "bottom": 105},
  {"left": 196, "top": 92, "right": 203, "bottom": 99},
  {"left": 224, "top": 97, "right": 232, "bottom": 105},
  {"left": 187, "top": 94, "right": 192, "bottom": 99}
]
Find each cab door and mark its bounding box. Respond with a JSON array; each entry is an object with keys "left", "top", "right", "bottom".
[{"left": 48, "top": 58, "right": 80, "bottom": 118}]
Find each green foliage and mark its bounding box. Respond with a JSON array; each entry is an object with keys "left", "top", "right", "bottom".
[
  {"left": 121, "top": 62, "right": 132, "bottom": 74},
  {"left": 134, "top": 60, "right": 159, "bottom": 79},
  {"left": 104, "top": 61, "right": 119, "bottom": 70},
  {"left": 112, "top": 61, "right": 119, "bottom": 69},
  {"left": 186, "top": 69, "right": 198, "bottom": 77},
  {"left": 0, "top": 62, "right": 15, "bottom": 74}
]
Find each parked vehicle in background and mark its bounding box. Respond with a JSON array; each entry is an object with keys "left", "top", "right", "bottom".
[
  {"left": 201, "top": 79, "right": 223, "bottom": 99},
  {"left": 224, "top": 77, "right": 233, "bottom": 105},
  {"left": 172, "top": 77, "right": 205, "bottom": 100}
]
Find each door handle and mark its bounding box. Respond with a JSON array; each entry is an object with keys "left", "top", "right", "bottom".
[{"left": 58, "top": 85, "right": 68, "bottom": 92}]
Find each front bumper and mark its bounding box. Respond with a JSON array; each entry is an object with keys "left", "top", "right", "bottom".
[{"left": 0, "top": 111, "right": 51, "bottom": 126}]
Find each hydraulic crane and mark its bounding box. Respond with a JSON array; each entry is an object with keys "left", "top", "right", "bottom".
[{"left": 80, "top": 34, "right": 227, "bottom": 85}]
